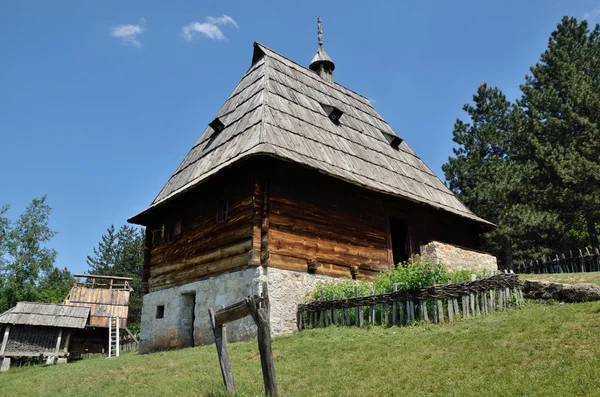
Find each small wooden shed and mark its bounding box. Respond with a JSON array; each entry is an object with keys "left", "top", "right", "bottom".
[{"left": 0, "top": 302, "right": 90, "bottom": 371}]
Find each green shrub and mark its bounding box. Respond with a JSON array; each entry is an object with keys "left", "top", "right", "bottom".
[{"left": 308, "top": 258, "right": 486, "bottom": 302}]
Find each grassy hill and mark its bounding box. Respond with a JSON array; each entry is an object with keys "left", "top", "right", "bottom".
[{"left": 1, "top": 274, "right": 600, "bottom": 396}]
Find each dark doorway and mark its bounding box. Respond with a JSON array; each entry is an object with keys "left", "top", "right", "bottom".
[
  {"left": 389, "top": 217, "right": 410, "bottom": 265},
  {"left": 181, "top": 293, "right": 196, "bottom": 347}
]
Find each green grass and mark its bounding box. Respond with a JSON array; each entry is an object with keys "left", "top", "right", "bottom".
[
  {"left": 2, "top": 299, "right": 600, "bottom": 396},
  {"left": 519, "top": 271, "right": 600, "bottom": 285}
]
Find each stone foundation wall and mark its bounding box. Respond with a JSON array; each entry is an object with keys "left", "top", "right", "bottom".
[
  {"left": 139, "top": 267, "right": 341, "bottom": 354},
  {"left": 139, "top": 267, "right": 263, "bottom": 354},
  {"left": 265, "top": 267, "right": 343, "bottom": 335},
  {"left": 420, "top": 241, "right": 497, "bottom": 273}
]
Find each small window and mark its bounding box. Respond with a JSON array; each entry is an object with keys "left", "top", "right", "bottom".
[
  {"left": 217, "top": 200, "right": 229, "bottom": 223},
  {"left": 156, "top": 305, "right": 165, "bottom": 319},
  {"left": 209, "top": 117, "right": 225, "bottom": 133},
  {"left": 169, "top": 219, "right": 182, "bottom": 241},
  {"left": 384, "top": 133, "right": 403, "bottom": 150},
  {"left": 320, "top": 104, "right": 344, "bottom": 125}
]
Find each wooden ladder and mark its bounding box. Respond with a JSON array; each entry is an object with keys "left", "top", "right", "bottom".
[{"left": 108, "top": 317, "right": 120, "bottom": 358}]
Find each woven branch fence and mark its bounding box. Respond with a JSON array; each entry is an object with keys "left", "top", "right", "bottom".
[
  {"left": 297, "top": 272, "right": 523, "bottom": 330},
  {"left": 510, "top": 247, "right": 600, "bottom": 274}
]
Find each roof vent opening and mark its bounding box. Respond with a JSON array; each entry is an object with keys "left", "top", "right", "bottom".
[
  {"left": 321, "top": 104, "right": 343, "bottom": 125},
  {"left": 385, "top": 134, "right": 403, "bottom": 150},
  {"left": 209, "top": 118, "right": 225, "bottom": 133}
]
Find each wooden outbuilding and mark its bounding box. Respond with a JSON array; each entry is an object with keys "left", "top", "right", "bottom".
[
  {"left": 0, "top": 302, "right": 89, "bottom": 370},
  {"left": 128, "top": 20, "right": 496, "bottom": 353},
  {"left": 0, "top": 274, "right": 135, "bottom": 371}
]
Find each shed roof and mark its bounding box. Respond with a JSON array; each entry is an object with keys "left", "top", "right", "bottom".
[
  {"left": 0, "top": 302, "right": 90, "bottom": 329},
  {"left": 129, "top": 42, "right": 492, "bottom": 226}
]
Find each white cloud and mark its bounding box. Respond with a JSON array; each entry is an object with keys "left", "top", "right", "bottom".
[
  {"left": 181, "top": 14, "right": 238, "bottom": 42},
  {"left": 110, "top": 17, "right": 146, "bottom": 48},
  {"left": 584, "top": 7, "right": 600, "bottom": 20}
]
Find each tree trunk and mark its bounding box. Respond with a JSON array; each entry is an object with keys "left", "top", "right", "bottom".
[{"left": 585, "top": 211, "right": 599, "bottom": 252}]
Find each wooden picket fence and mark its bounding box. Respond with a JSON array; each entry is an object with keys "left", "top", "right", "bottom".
[
  {"left": 297, "top": 272, "right": 523, "bottom": 329},
  {"left": 511, "top": 247, "right": 600, "bottom": 274}
]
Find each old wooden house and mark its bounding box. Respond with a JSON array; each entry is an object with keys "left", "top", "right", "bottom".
[
  {"left": 128, "top": 21, "right": 496, "bottom": 353},
  {"left": 0, "top": 274, "right": 134, "bottom": 371}
]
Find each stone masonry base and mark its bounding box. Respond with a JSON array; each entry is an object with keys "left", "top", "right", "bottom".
[
  {"left": 139, "top": 267, "right": 340, "bottom": 354},
  {"left": 420, "top": 241, "right": 498, "bottom": 273}
]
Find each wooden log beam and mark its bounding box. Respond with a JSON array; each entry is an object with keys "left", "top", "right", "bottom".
[
  {"left": 0, "top": 325, "right": 10, "bottom": 357},
  {"left": 54, "top": 329, "right": 63, "bottom": 357},
  {"left": 63, "top": 331, "right": 71, "bottom": 353},
  {"left": 215, "top": 296, "right": 265, "bottom": 325}
]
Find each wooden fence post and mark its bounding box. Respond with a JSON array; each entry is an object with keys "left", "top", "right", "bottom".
[
  {"left": 331, "top": 291, "right": 337, "bottom": 326},
  {"left": 407, "top": 296, "right": 415, "bottom": 325},
  {"left": 370, "top": 287, "right": 376, "bottom": 325},
  {"left": 382, "top": 288, "right": 388, "bottom": 327},
  {"left": 208, "top": 308, "right": 236, "bottom": 395},
  {"left": 355, "top": 285, "right": 363, "bottom": 328},
  {"left": 469, "top": 274, "right": 476, "bottom": 316},
  {"left": 341, "top": 292, "right": 346, "bottom": 326},
  {"left": 460, "top": 278, "right": 469, "bottom": 318},
  {"left": 418, "top": 283, "right": 429, "bottom": 323},
  {"left": 446, "top": 280, "right": 454, "bottom": 322},
  {"left": 296, "top": 305, "right": 303, "bottom": 331},
  {"left": 320, "top": 290, "right": 326, "bottom": 327},
  {"left": 246, "top": 284, "right": 279, "bottom": 397},
  {"left": 392, "top": 283, "right": 398, "bottom": 326}
]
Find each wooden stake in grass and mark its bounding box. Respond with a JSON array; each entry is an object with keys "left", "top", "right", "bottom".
[
  {"left": 208, "top": 308, "right": 236, "bottom": 395},
  {"left": 447, "top": 280, "right": 454, "bottom": 322},
  {"left": 382, "top": 288, "right": 388, "bottom": 327},
  {"left": 392, "top": 283, "right": 398, "bottom": 326},
  {"left": 331, "top": 291, "right": 337, "bottom": 325},
  {"left": 246, "top": 287, "right": 279, "bottom": 397},
  {"left": 341, "top": 292, "right": 347, "bottom": 326}
]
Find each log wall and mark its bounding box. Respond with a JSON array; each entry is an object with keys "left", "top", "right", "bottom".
[
  {"left": 260, "top": 159, "right": 484, "bottom": 278},
  {"left": 263, "top": 161, "right": 391, "bottom": 279},
  {"left": 145, "top": 167, "right": 256, "bottom": 292},
  {"left": 141, "top": 157, "right": 486, "bottom": 290}
]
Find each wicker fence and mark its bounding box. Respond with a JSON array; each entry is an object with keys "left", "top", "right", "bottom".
[
  {"left": 297, "top": 272, "right": 523, "bottom": 329},
  {"left": 511, "top": 247, "right": 600, "bottom": 274}
]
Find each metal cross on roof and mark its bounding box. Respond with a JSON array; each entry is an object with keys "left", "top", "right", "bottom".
[{"left": 317, "top": 16, "right": 323, "bottom": 47}]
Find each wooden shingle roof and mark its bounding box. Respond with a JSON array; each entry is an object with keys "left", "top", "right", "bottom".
[
  {"left": 0, "top": 302, "right": 90, "bottom": 329},
  {"left": 129, "top": 42, "right": 491, "bottom": 226}
]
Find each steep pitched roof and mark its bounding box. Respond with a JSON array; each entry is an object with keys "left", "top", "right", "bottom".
[
  {"left": 129, "top": 42, "right": 491, "bottom": 226},
  {"left": 0, "top": 302, "right": 90, "bottom": 329}
]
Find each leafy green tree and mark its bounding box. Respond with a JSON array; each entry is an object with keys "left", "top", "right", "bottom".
[
  {"left": 0, "top": 196, "right": 70, "bottom": 312},
  {"left": 86, "top": 225, "right": 144, "bottom": 331},
  {"left": 38, "top": 267, "right": 74, "bottom": 304},
  {"left": 520, "top": 16, "right": 600, "bottom": 251}
]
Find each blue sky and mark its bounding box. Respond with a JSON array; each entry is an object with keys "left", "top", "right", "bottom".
[{"left": 1, "top": 0, "right": 599, "bottom": 274}]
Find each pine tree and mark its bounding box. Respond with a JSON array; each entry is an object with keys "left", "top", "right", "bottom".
[
  {"left": 443, "top": 84, "right": 562, "bottom": 267},
  {"left": 86, "top": 224, "right": 118, "bottom": 274},
  {"left": 520, "top": 16, "right": 600, "bottom": 251},
  {"left": 86, "top": 224, "right": 144, "bottom": 330}
]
